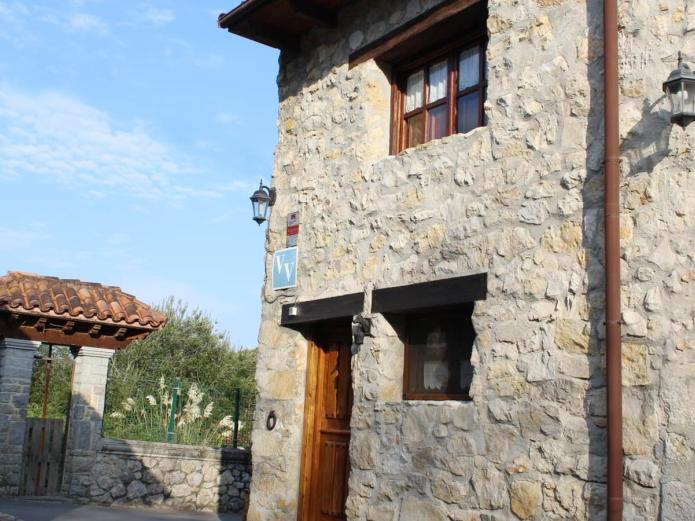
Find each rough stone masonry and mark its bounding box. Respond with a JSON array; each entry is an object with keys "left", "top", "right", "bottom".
[
  {"left": 246, "top": 0, "right": 695, "bottom": 520},
  {"left": 77, "top": 438, "right": 251, "bottom": 513}
]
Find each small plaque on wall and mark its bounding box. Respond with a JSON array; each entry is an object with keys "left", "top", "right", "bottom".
[
  {"left": 272, "top": 247, "right": 298, "bottom": 290},
  {"left": 286, "top": 211, "right": 300, "bottom": 247}
]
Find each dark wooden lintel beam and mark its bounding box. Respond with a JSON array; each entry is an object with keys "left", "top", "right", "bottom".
[
  {"left": 372, "top": 273, "right": 487, "bottom": 314},
  {"left": 281, "top": 293, "right": 364, "bottom": 327}
]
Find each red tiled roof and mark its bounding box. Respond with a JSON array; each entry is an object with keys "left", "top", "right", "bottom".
[{"left": 0, "top": 272, "right": 166, "bottom": 329}]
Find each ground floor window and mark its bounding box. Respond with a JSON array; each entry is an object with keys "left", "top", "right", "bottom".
[{"left": 403, "top": 305, "right": 475, "bottom": 400}]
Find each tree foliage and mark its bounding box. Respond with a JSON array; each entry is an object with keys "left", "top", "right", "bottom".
[
  {"left": 103, "top": 298, "right": 257, "bottom": 445},
  {"left": 108, "top": 297, "right": 256, "bottom": 398}
]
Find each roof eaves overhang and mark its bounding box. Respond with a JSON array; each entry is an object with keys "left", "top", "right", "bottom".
[{"left": 218, "top": 0, "right": 346, "bottom": 51}]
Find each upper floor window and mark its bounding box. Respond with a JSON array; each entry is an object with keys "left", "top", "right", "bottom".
[{"left": 391, "top": 39, "right": 487, "bottom": 153}]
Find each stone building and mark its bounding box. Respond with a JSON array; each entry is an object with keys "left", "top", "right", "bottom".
[{"left": 219, "top": 0, "right": 695, "bottom": 519}]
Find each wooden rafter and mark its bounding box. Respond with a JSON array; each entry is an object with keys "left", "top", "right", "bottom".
[
  {"left": 219, "top": 0, "right": 350, "bottom": 51},
  {"left": 35, "top": 318, "right": 47, "bottom": 332},
  {"left": 89, "top": 324, "right": 102, "bottom": 337},
  {"left": 62, "top": 321, "right": 75, "bottom": 333},
  {"left": 288, "top": 0, "right": 337, "bottom": 26},
  {"left": 227, "top": 20, "right": 300, "bottom": 51}
]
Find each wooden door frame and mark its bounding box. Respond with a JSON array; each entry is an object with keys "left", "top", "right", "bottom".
[
  {"left": 297, "top": 323, "right": 353, "bottom": 521},
  {"left": 298, "top": 333, "right": 321, "bottom": 521}
]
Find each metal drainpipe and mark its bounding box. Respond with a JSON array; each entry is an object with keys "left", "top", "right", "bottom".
[{"left": 604, "top": 0, "right": 623, "bottom": 518}]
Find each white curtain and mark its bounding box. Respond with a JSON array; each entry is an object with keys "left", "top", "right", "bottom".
[
  {"left": 459, "top": 47, "right": 480, "bottom": 90},
  {"left": 405, "top": 70, "right": 424, "bottom": 112},
  {"left": 428, "top": 60, "right": 448, "bottom": 102}
]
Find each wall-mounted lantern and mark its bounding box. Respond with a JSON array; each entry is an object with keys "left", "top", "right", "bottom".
[
  {"left": 250, "top": 180, "right": 276, "bottom": 225},
  {"left": 663, "top": 52, "right": 695, "bottom": 128}
]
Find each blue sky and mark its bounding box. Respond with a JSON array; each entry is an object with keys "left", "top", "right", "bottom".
[{"left": 0, "top": 1, "right": 280, "bottom": 348}]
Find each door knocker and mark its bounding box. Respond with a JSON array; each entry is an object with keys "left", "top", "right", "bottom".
[{"left": 266, "top": 410, "right": 277, "bottom": 431}]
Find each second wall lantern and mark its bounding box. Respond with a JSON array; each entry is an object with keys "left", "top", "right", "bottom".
[
  {"left": 663, "top": 52, "right": 695, "bottom": 128},
  {"left": 250, "top": 180, "right": 276, "bottom": 225}
]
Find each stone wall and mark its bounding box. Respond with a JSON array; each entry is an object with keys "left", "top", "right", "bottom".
[
  {"left": 0, "top": 339, "right": 39, "bottom": 496},
  {"left": 62, "top": 346, "right": 114, "bottom": 497},
  {"left": 247, "top": 0, "right": 695, "bottom": 520},
  {"left": 76, "top": 438, "right": 250, "bottom": 513}
]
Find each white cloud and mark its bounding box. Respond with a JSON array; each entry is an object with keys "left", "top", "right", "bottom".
[
  {"left": 66, "top": 12, "right": 108, "bottom": 35},
  {"left": 0, "top": 84, "right": 247, "bottom": 202},
  {"left": 161, "top": 37, "right": 225, "bottom": 69},
  {"left": 0, "top": 1, "right": 37, "bottom": 47},
  {"left": 104, "top": 232, "right": 131, "bottom": 246},
  {"left": 215, "top": 111, "right": 241, "bottom": 125},
  {"left": 0, "top": 2, "right": 111, "bottom": 41},
  {"left": 142, "top": 6, "right": 175, "bottom": 26}
]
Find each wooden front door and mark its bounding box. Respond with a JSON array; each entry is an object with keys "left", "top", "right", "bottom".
[{"left": 300, "top": 321, "right": 353, "bottom": 521}]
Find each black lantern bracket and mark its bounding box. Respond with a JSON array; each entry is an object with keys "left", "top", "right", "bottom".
[{"left": 351, "top": 314, "right": 373, "bottom": 355}]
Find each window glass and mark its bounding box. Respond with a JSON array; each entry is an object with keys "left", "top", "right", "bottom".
[
  {"left": 460, "top": 361, "right": 474, "bottom": 391},
  {"left": 422, "top": 327, "right": 449, "bottom": 390},
  {"left": 406, "top": 113, "right": 425, "bottom": 148},
  {"left": 685, "top": 81, "right": 695, "bottom": 113},
  {"left": 458, "top": 47, "right": 480, "bottom": 91},
  {"left": 427, "top": 104, "right": 448, "bottom": 141},
  {"left": 405, "top": 309, "right": 475, "bottom": 399},
  {"left": 672, "top": 82, "right": 683, "bottom": 114},
  {"left": 428, "top": 60, "right": 448, "bottom": 103},
  {"left": 457, "top": 92, "right": 479, "bottom": 133},
  {"left": 405, "top": 70, "right": 424, "bottom": 112},
  {"left": 393, "top": 38, "right": 487, "bottom": 153}
]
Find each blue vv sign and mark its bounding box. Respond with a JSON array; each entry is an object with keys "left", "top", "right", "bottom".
[{"left": 272, "top": 247, "right": 298, "bottom": 290}]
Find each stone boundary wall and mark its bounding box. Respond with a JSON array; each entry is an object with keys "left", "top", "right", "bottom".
[{"left": 75, "top": 438, "right": 251, "bottom": 513}]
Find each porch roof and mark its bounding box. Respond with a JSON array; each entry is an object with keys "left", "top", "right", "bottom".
[{"left": 0, "top": 271, "right": 166, "bottom": 349}]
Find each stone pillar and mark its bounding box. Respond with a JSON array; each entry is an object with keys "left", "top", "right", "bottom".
[
  {"left": 0, "top": 338, "right": 40, "bottom": 495},
  {"left": 62, "top": 346, "right": 114, "bottom": 497}
]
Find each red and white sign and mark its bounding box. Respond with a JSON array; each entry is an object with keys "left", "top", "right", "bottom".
[{"left": 286, "top": 212, "right": 300, "bottom": 247}]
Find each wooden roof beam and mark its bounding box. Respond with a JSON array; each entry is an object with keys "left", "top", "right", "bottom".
[
  {"left": 227, "top": 20, "right": 300, "bottom": 51},
  {"left": 288, "top": 0, "right": 337, "bottom": 27}
]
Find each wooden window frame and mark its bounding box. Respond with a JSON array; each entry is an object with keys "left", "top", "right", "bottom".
[
  {"left": 402, "top": 309, "right": 475, "bottom": 401},
  {"left": 390, "top": 33, "right": 487, "bottom": 154}
]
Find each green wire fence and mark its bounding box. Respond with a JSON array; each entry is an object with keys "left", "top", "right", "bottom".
[{"left": 103, "top": 376, "right": 255, "bottom": 449}]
